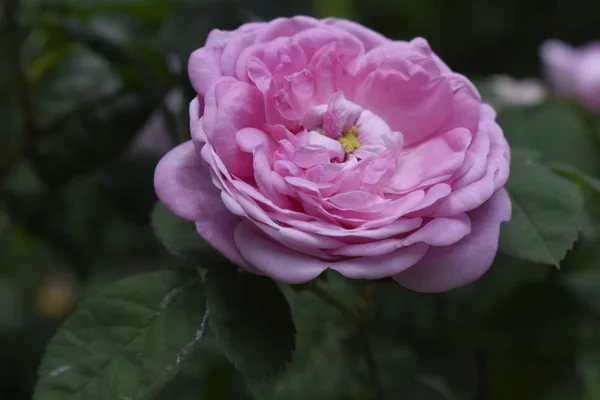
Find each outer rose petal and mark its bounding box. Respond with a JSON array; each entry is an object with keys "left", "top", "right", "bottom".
[
  {"left": 189, "top": 46, "right": 224, "bottom": 96},
  {"left": 234, "top": 222, "right": 429, "bottom": 283},
  {"left": 323, "top": 18, "right": 389, "bottom": 50},
  {"left": 154, "top": 141, "right": 247, "bottom": 267},
  {"left": 393, "top": 188, "right": 511, "bottom": 293}
]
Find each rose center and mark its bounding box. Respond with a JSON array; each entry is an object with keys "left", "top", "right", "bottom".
[{"left": 337, "top": 126, "right": 361, "bottom": 154}]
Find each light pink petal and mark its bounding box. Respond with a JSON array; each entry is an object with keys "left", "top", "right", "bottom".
[
  {"left": 236, "top": 127, "right": 276, "bottom": 155},
  {"left": 295, "top": 130, "right": 346, "bottom": 160},
  {"left": 252, "top": 147, "right": 295, "bottom": 209},
  {"left": 235, "top": 221, "right": 429, "bottom": 282},
  {"left": 277, "top": 217, "right": 423, "bottom": 240},
  {"left": 439, "top": 74, "right": 481, "bottom": 134},
  {"left": 330, "top": 214, "right": 470, "bottom": 258},
  {"left": 329, "top": 242, "right": 429, "bottom": 280},
  {"left": 274, "top": 69, "right": 315, "bottom": 120},
  {"left": 355, "top": 68, "right": 454, "bottom": 146},
  {"left": 451, "top": 118, "right": 491, "bottom": 188},
  {"left": 433, "top": 163, "right": 497, "bottom": 216},
  {"left": 309, "top": 43, "right": 362, "bottom": 103},
  {"left": 322, "top": 18, "right": 390, "bottom": 50},
  {"left": 154, "top": 141, "right": 246, "bottom": 266},
  {"left": 330, "top": 239, "right": 417, "bottom": 258},
  {"left": 256, "top": 222, "right": 345, "bottom": 250},
  {"left": 323, "top": 92, "right": 363, "bottom": 138},
  {"left": 356, "top": 40, "right": 441, "bottom": 77},
  {"left": 234, "top": 222, "right": 328, "bottom": 283},
  {"left": 292, "top": 26, "right": 364, "bottom": 59},
  {"left": 188, "top": 46, "right": 224, "bottom": 96},
  {"left": 255, "top": 16, "right": 323, "bottom": 43},
  {"left": 189, "top": 97, "right": 201, "bottom": 134},
  {"left": 155, "top": 141, "right": 208, "bottom": 221},
  {"left": 254, "top": 223, "right": 336, "bottom": 259},
  {"left": 221, "top": 29, "right": 261, "bottom": 76},
  {"left": 394, "top": 188, "right": 511, "bottom": 292},
  {"left": 203, "top": 79, "right": 266, "bottom": 177},
  {"left": 401, "top": 213, "right": 471, "bottom": 246},
  {"left": 292, "top": 145, "right": 332, "bottom": 168},
  {"left": 389, "top": 127, "right": 472, "bottom": 192},
  {"left": 354, "top": 110, "right": 400, "bottom": 149}
]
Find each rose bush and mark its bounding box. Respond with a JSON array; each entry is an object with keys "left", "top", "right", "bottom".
[
  {"left": 541, "top": 39, "right": 600, "bottom": 113},
  {"left": 154, "top": 16, "right": 511, "bottom": 292}
]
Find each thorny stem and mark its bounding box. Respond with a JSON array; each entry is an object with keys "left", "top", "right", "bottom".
[{"left": 307, "top": 282, "right": 385, "bottom": 399}]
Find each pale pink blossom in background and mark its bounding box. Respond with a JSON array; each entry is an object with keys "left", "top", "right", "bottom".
[
  {"left": 540, "top": 39, "right": 600, "bottom": 112},
  {"left": 489, "top": 75, "right": 547, "bottom": 106},
  {"left": 155, "top": 16, "right": 511, "bottom": 292}
]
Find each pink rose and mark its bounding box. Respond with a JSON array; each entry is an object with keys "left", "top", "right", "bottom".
[
  {"left": 154, "top": 16, "right": 511, "bottom": 292},
  {"left": 540, "top": 39, "right": 600, "bottom": 112}
]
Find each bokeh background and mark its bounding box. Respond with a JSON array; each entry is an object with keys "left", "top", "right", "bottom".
[{"left": 2, "top": 0, "right": 600, "bottom": 399}]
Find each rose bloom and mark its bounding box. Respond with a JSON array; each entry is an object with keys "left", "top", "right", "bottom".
[
  {"left": 155, "top": 17, "right": 511, "bottom": 292},
  {"left": 540, "top": 39, "right": 600, "bottom": 113}
]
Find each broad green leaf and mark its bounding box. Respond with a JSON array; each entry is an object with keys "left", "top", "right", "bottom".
[
  {"left": 158, "top": 344, "right": 253, "bottom": 400},
  {"left": 500, "top": 151, "right": 585, "bottom": 266},
  {"left": 151, "top": 202, "right": 216, "bottom": 262},
  {"left": 251, "top": 271, "right": 363, "bottom": 399},
  {"left": 497, "top": 101, "right": 600, "bottom": 175},
  {"left": 33, "top": 269, "right": 208, "bottom": 400},
  {"left": 205, "top": 264, "right": 296, "bottom": 381}
]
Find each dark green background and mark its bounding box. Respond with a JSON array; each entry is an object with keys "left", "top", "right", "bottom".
[{"left": 2, "top": 0, "right": 600, "bottom": 399}]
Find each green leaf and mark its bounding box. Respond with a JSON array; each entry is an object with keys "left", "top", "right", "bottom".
[
  {"left": 33, "top": 269, "right": 208, "bottom": 400},
  {"left": 205, "top": 264, "right": 296, "bottom": 381},
  {"left": 500, "top": 151, "right": 585, "bottom": 266},
  {"left": 151, "top": 202, "right": 217, "bottom": 262},
  {"left": 497, "top": 101, "right": 600, "bottom": 175}
]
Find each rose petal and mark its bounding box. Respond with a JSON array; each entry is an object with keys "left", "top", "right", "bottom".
[
  {"left": 394, "top": 188, "right": 511, "bottom": 292},
  {"left": 154, "top": 141, "right": 247, "bottom": 267},
  {"left": 234, "top": 221, "right": 429, "bottom": 282},
  {"left": 323, "top": 18, "right": 390, "bottom": 50},
  {"left": 355, "top": 68, "right": 454, "bottom": 146}
]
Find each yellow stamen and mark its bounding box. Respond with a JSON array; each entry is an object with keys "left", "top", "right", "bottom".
[{"left": 337, "top": 126, "right": 361, "bottom": 153}]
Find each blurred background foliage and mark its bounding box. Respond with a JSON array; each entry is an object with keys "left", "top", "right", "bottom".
[{"left": 2, "top": 0, "right": 600, "bottom": 399}]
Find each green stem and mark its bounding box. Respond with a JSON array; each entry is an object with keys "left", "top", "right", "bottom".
[
  {"left": 357, "top": 285, "right": 385, "bottom": 399},
  {"left": 307, "top": 282, "right": 356, "bottom": 319},
  {"left": 307, "top": 282, "right": 385, "bottom": 399}
]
